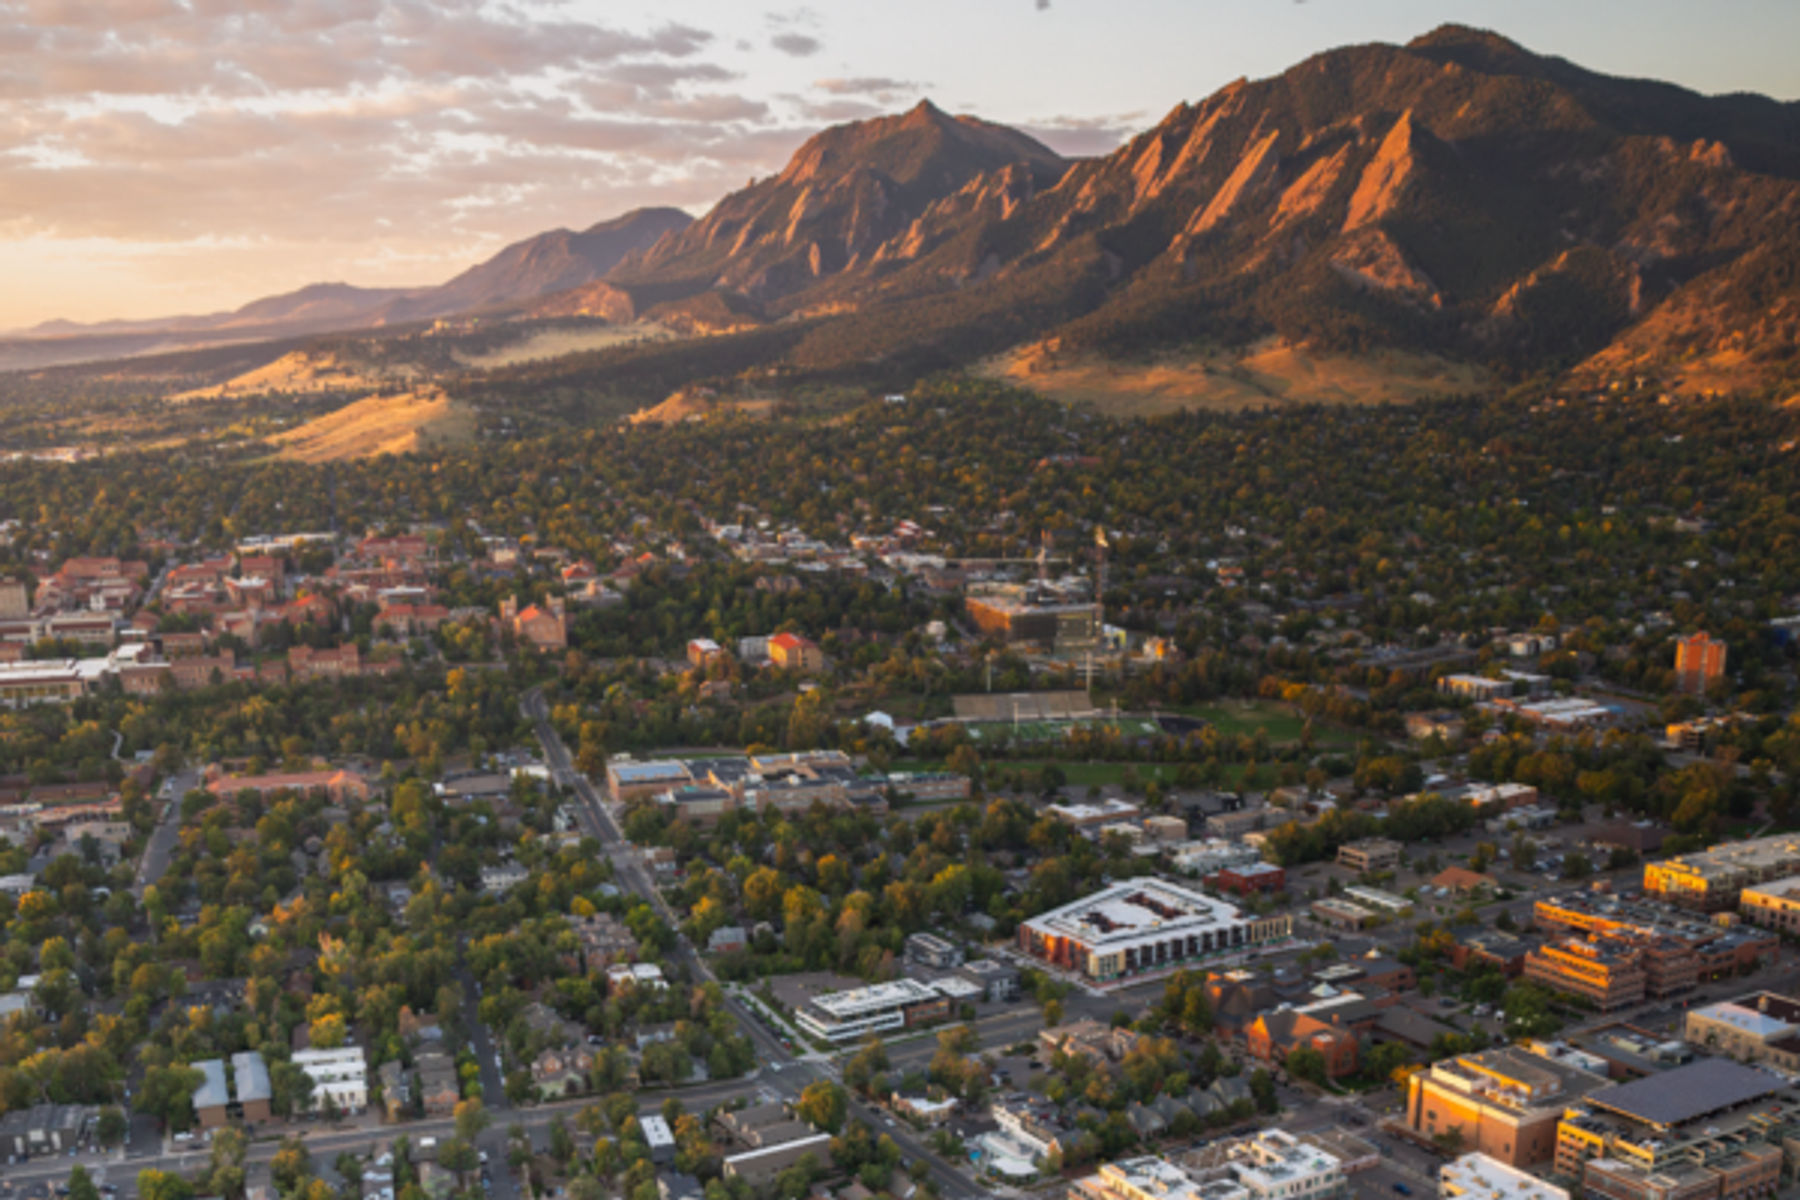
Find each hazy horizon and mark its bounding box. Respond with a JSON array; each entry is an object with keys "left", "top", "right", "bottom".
[{"left": 4, "top": 0, "right": 1799, "bottom": 332}]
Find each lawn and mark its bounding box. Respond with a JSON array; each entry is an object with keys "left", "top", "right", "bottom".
[
  {"left": 1157, "top": 699, "right": 1360, "bottom": 748},
  {"left": 963, "top": 716, "right": 1161, "bottom": 743},
  {"left": 893, "top": 757, "right": 1267, "bottom": 789}
]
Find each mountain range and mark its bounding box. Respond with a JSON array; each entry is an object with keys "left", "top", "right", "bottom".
[
  {"left": 10, "top": 25, "right": 1800, "bottom": 395},
  {"left": 0, "top": 208, "right": 691, "bottom": 369}
]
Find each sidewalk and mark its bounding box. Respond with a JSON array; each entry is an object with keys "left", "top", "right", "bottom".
[{"left": 726, "top": 983, "right": 832, "bottom": 1060}]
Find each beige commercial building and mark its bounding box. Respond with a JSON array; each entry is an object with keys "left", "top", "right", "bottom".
[
  {"left": 1405, "top": 1047, "right": 1608, "bottom": 1168},
  {"left": 1643, "top": 834, "right": 1800, "bottom": 911},
  {"left": 1336, "top": 838, "right": 1402, "bottom": 873},
  {"left": 1683, "top": 991, "right": 1800, "bottom": 1071},
  {"left": 1737, "top": 873, "right": 1800, "bottom": 933}
]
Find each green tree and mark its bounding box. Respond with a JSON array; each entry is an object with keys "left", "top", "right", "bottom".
[
  {"left": 1248, "top": 1068, "right": 1278, "bottom": 1114},
  {"left": 439, "top": 1138, "right": 478, "bottom": 1186},
  {"left": 136, "top": 1170, "right": 194, "bottom": 1200},
  {"left": 136, "top": 1064, "right": 205, "bottom": 1132},
  {"left": 68, "top": 1165, "right": 100, "bottom": 1200},
  {"left": 454, "top": 1096, "right": 491, "bottom": 1143},
  {"left": 270, "top": 1059, "right": 315, "bottom": 1116},
  {"left": 96, "top": 1105, "right": 129, "bottom": 1146},
  {"left": 270, "top": 1137, "right": 313, "bottom": 1194},
  {"left": 205, "top": 1127, "right": 249, "bottom": 1200},
  {"left": 1285, "top": 1046, "right": 1327, "bottom": 1086},
  {"left": 795, "top": 1080, "right": 848, "bottom": 1133}
]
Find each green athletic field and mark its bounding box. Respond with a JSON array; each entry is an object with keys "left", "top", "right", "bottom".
[{"left": 964, "top": 716, "right": 1161, "bottom": 743}]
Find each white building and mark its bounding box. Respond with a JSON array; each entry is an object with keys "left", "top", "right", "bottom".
[
  {"left": 1440, "top": 1153, "right": 1569, "bottom": 1200},
  {"left": 479, "top": 863, "right": 529, "bottom": 894},
  {"left": 1017, "top": 877, "right": 1292, "bottom": 983},
  {"left": 1225, "top": 1130, "right": 1346, "bottom": 1199},
  {"left": 1169, "top": 838, "right": 1265, "bottom": 878},
  {"left": 1071, "top": 1133, "right": 1345, "bottom": 1200},
  {"left": 1070, "top": 1155, "right": 1210, "bottom": 1200},
  {"left": 293, "top": 1046, "right": 368, "bottom": 1113},
  {"left": 640, "top": 1113, "right": 676, "bottom": 1163},
  {"left": 794, "top": 978, "right": 947, "bottom": 1042},
  {"left": 1047, "top": 798, "right": 1142, "bottom": 828},
  {"left": 1342, "top": 885, "right": 1413, "bottom": 915},
  {"left": 606, "top": 963, "right": 668, "bottom": 992}
]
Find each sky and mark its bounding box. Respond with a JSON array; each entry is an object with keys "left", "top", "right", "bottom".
[{"left": 2, "top": 0, "right": 1798, "bottom": 331}]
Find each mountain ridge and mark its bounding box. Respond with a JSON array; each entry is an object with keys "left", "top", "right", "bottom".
[
  {"left": 2, "top": 207, "right": 694, "bottom": 361},
  {"left": 592, "top": 22, "right": 1800, "bottom": 392},
  {"left": 8, "top": 26, "right": 1800, "bottom": 396}
]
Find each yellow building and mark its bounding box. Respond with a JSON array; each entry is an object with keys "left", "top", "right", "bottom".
[
  {"left": 1737, "top": 874, "right": 1800, "bottom": 935},
  {"left": 1521, "top": 938, "right": 1646, "bottom": 1011},
  {"left": 1643, "top": 833, "right": 1800, "bottom": 912}
]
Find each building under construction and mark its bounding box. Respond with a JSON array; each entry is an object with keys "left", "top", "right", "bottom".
[{"left": 964, "top": 580, "right": 1099, "bottom": 654}]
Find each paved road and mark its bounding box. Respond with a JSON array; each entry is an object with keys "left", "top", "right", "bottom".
[
  {"left": 134, "top": 769, "right": 199, "bottom": 899},
  {"left": 522, "top": 690, "right": 984, "bottom": 1200},
  {"left": 454, "top": 961, "right": 510, "bottom": 1112},
  {"left": 883, "top": 1006, "right": 1050, "bottom": 1073},
  {"left": 3, "top": 1080, "right": 780, "bottom": 1200}
]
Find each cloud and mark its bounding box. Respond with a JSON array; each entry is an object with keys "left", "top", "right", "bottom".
[
  {"left": 0, "top": 0, "right": 1142, "bottom": 325},
  {"left": 789, "top": 97, "right": 886, "bottom": 123},
  {"left": 814, "top": 76, "right": 925, "bottom": 98},
  {"left": 769, "top": 31, "right": 821, "bottom": 57},
  {"left": 764, "top": 7, "right": 821, "bottom": 28}
]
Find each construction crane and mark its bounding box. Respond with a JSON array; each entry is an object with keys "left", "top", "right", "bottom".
[
  {"left": 950, "top": 528, "right": 1070, "bottom": 583},
  {"left": 1093, "top": 526, "right": 1109, "bottom": 613}
]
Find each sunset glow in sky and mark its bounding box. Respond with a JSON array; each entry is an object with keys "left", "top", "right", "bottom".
[{"left": 2, "top": 0, "right": 1797, "bottom": 330}]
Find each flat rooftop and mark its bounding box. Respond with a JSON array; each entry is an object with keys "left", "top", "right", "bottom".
[
  {"left": 609, "top": 760, "right": 690, "bottom": 783},
  {"left": 1440, "top": 1152, "right": 1568, "bottom": 1200},
  {"left": 808, "top": 977, "right": 942, "bottom": 1020},
  {"left": 1023, "top": 878, "right": 1245, "bottom": 948},
  {"left": 1654, "top": 834, "right": 1800, "bottom": 880},
  {"left": 0, "top": 660, "right": 82, "bottom": 682},
  {"left": 1691, "top": 998, "right": 1800, "bottom": 1040},
  {"left": 1429, "top": 1046, "right": 1605, "bottom": 1110},
  {"left": 1586, "top": 1057, "right": 1781, "bottom": 1128},
  {"left": 1741, "top": 873, "right": 1800, "bottom": 900}
]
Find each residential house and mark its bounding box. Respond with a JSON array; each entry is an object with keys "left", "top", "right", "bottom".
[
  {"left": 193, "top": 1059, "right": 231, "bottom": 1128},
  {"left": 707, "top": 926, "right": 748, "bottom": 955},
  {"left": 233, "top": 1050, "right": 272, "bottom": 1123},
  {"left": 532, "top": 1046, "right": 594, "bottom": 1099},
  {"left": 572, "top": 912, "right": 639, "bottom": 969},
  {"left": 989, "top": 1098, "right": 1068, "bottom": 1164},
  {"left": 416, "top": 1050, "right": 459, "bottom": 1117},
  {"left": 0, "top": 1104, "right": 90, "bottom": 1158},
  {"left": 768, "top": 632, "right": 824, "bottom": 673},
  {"left": 378, "top": 1060, "right": 410, "bottom": 1122},
  {"left": 1433, "top": 866, "right": 1497, "bottom": 896}
]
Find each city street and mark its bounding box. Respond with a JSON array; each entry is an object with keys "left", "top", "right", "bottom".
[
  {"left": 133, "top": 768, "right": 199, "bottom": 899},
  {"left": 522, "top": 689, "right": 986, "bottom": 1200}
]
